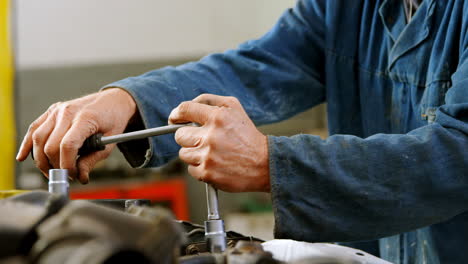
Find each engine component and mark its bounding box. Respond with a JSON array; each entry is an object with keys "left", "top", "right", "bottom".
[
  {"left": 88, "top": 199, "right": 151, "bottom": 211},
  {"left": 0, "top": 191, "right": 184, "bottom": 264},
  {"left": 179, "top": 241, "right": 280, "bottom": 264},
  {"left": 29, "top": 200, "right": 184, "bottom": 264},
  {"left": 0, "top": 191, "right": 66, "bottom": 259},
  {"left": 0, "top": 192, "right": 392, "bottom": 264},
  {"left": 178, "top": 221, "right": 263, "bottom": 256}
]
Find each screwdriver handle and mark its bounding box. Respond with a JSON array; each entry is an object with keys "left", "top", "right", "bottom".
[
  {"left": 31, "top": 123, "right": 195, "bottom": 160},
  {"left": 31, "top": 133, "right": 105, "bottom": 160},
  {"left": 78, "top": 133, "right": 105, "bottom": 156}
]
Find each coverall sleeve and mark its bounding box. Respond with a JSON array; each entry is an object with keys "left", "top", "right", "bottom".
[
  {"left": 269, "top": 38, "right": 468, "bottom": 242},
  {"left": 103, "top": 0, "right": 326, "bottom": 168}
]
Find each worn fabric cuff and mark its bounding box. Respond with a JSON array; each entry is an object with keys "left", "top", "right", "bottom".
[
  {"left": 101, "top": 79, "right": 179, "bottom": 168},
  {"left": 268, "top": 134, "right": 320, "bottom": 241}
]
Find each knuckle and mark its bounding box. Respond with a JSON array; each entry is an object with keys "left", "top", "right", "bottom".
[
  {"left": 28, "top": 121, "right": 40, "bottom": 132},
  {"left": 77, "top": 112, "right": 99, "bottom": 134},
  {"left": 60, "top": 103, "right": 74, "bottom": 116},
  {"left": 178, "top": 101, "right": 191, "bottom": 115},
  {"left": 44, "top": 143, "right": 58, "bottom": 157},
  {"left": 178, "top": 147, "right": 188, "bottom": 157},
  {"left": 211, "top": 109, "right": 226, "bottom": 126},
  {"left": 174, "top": 129, "right": 185, "bottom": 144},
  {"left": 196, "top": 94, "right": 211, "bottom": 103},
  {"left": 48, "top": 102, "right": 61, "bottom": 111},
  {"left": 60, "top": 139, "right": 79, "bottom": 152},
  {"left": 226, "top": 96, "right": 239, "bottom": 105},
  {"left": 84, "top": 121, "right": 99, "bottom": 136},
  {"left": 32, "top": 131, "right": 44, "bottom": 145}
]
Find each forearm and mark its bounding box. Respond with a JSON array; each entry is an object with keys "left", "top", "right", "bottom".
[
  {"left": 103, "top": 0, "right": 327, "bottom": 168},
  {"left": 270, "top": 107, "right": 468, "bottom": 242}
]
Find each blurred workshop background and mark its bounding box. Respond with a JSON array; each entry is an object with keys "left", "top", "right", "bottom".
[{"left": 2, "top": 0, "right": 327, "bottom": 240}]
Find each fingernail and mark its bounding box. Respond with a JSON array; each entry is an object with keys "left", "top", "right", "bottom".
[{"left": 78, "top": 172, "right": 89, "bottom": 184}]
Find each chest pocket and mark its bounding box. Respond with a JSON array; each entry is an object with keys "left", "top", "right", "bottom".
[{"left": 419, "top": 80, "right": 452, "bottom": 123}]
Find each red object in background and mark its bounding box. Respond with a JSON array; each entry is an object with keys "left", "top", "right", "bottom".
[{"left": 70, "top": 178, "right": 189, "bottom": 221}]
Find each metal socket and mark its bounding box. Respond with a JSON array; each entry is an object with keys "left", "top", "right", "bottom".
[
  {"left": 205, "top": 219, "right": 227, "bottom": 253},
  {"left": 48, "top": 169, "right": 69, "bottom": 199}
]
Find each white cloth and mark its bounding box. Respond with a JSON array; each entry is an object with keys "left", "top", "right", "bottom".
[{"left": 262, "top": 239, "right": 393, "bottom": 264}]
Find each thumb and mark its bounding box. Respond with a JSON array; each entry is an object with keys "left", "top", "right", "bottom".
[
  {"left": 193, "top": 94, "right": 242, "bottom": 109},
  {"left": 76, "top": 146, "right": 113, "bottom": 184},
  {"left": 169, "top": 101, "right": 214, "bottom": 125}
]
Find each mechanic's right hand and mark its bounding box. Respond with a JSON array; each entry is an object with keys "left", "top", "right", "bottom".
[{"left": 16, "top": 88, "right": 137, "bottom": 184}]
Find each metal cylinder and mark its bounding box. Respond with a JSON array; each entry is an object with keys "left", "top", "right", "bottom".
[
  {"left": 48, "top": 169, "right": 69, "bottom": 198},
  {"left": 206, "top": 184, "right": 220, "bottom": 220},
  {"left": 204, "top": 219, "right": 227, "bottom": 253}
]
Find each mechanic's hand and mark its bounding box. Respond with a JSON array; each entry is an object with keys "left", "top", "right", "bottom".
[
  {"left": 169, "top": 94, "right": 270, "bottom": 192},
  {"left": 16, "top": 88, "right": 137, "bottom": 184}
]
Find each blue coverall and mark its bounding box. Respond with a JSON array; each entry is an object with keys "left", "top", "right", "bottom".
[{"left": 104, "top": 1, "right": 468, "bottom": 263}]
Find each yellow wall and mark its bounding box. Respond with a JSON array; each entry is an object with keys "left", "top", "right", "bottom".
[{"left": 0, "top": 0, "right": 15, "bottom": 189}]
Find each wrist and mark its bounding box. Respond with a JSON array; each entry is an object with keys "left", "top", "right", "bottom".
[{"left": 101, "top": 88, "right": 137, "bottom": 123}]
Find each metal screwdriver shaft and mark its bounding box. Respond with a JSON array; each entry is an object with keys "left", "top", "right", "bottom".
[
  {"left": 205, "top": 184, "right": 226, "bottom": 253},
  {"left": 100, "top": 123, "right": 191, "bottom": 145},
  {"left": 31, "top": 123, "right": 195, "bottom": 159},
  {"left": 77, "top": 123, "right": 196, "bottom": 156}
]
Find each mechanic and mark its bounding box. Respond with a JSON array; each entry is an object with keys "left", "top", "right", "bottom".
[{"left": 16, "top": 0, "right": 468, "bottom": 263}]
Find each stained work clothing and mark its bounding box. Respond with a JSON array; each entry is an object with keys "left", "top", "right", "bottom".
[{"left": 104, "top": 0, "right": 468, "bottom": 263}]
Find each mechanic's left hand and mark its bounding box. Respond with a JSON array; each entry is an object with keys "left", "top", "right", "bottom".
[{"left": 169, "top": 94, "right": 270, "bottom": 192}]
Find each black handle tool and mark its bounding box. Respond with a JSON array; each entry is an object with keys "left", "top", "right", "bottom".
[{"left": 31, "top": 123, "right": 195, "bottom": 159}]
